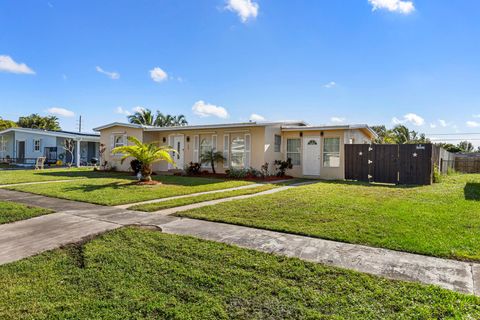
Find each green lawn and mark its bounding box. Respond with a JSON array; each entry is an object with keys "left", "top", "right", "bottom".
[
  {"left": 178, "top": 174, "right": 480, "bottom": 261},
  {"left": 0, "top": 167, "right": 112, "bottom": 185},
  {"left": 0, "top": 227, "right": 478, "bottom": 319},
  {"left": 0, "top": 201, "right": 52, "bottom": 224},
  {"left": 131, "top": 184, "right": 277, "bottom": 212},
  {"left": 8, "top": 175, "right": 253, "bottom": 206}
]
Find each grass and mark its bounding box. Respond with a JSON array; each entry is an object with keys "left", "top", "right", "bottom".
[
  {"left": 130, "top": 184, "right": 278, "bottom": 212},
  {"left": 0, "top": 201, "right": 52, "bottom": 224},
  {"left": 0, "top": 227, "right": 478, "bottom": 319},
  {"left": 0, "top": 167, "right": 110, "bottom": 185},
  {"left": 178, "top": 173, "right": 480, "bottom": 261},
  {"left": 8, "top": 175, "right": 253, "bottom": 206}
]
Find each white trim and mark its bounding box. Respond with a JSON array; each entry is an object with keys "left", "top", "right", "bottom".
[
  {"left": 244, "top": 133, "right": 251, "bottom": 168},
  {"left": 193, "top": 135, "right": 199, "bottom": 163},
  {"left": 212, "top": 135, "right": 217, "bottom": 152},
  {"left": 93, "top": 122, "right": 146, "bottom": 131},
  {"left": 223, "top": 134, "right": 229, "bottom": 168},
  {"left": 0, "top": 128, "right": 99, "bottom": 141}
]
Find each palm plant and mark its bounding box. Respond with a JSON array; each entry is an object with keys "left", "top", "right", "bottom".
[
  {"left": 154, "top": 112, "right": 188, "bottom": 127},
  {"left": 200, "top": 150, "right": 225, "bottom": 174},
  {"left": 127, "top": 108, "right": 155, "bottom": 126},
  {"left": 171, "top": 114, "right": 188, "bottom": 126},
  {"left": 112, "top": 136, "right": 176, "bottom": 182}
]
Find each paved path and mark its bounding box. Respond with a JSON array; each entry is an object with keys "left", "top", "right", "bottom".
[{"left": 0, "top": 188, "right": 479, "bottom": 296}]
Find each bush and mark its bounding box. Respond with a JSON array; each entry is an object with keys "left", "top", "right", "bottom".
[
  {"left": 433, "top": 164, "right": 442, "bottom": 183},
  {"left": 226, "top": 168, "right": 248, "bottom": 179},
  {"left": 185, "top": 162, "right": 201, "bottom": 176},
  {"left": 447, "top": 167, "right": 456, "bottom": 175},
  {"left": 274, "top": 158, "right": 293, "bottom": 177}
]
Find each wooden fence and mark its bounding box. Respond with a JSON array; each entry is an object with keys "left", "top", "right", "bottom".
[
  {"left": 455, "top": 157, "right": 480, "bottom": 173},
  {"left": 345, "top": 144, "right": 436, "bottom": 185}
]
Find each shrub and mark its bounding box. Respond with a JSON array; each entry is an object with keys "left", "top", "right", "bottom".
[
  {"left": 433, "top": 164, "right": 442, "bottom": 183},
  {"left": 185, "top": 162, "right": 201, "bottom": 176},
  {"left": 226, "top": 168, "right": 248, "bottom": 179},
  {"left": 274, "top": 158, "right": 293, "bottom": 177},
  {"left": 260, "top": 162, "right": 270, "bottom": 178},
  {"left": 447, "top": 167, "right": 456, "bottom": 175}
]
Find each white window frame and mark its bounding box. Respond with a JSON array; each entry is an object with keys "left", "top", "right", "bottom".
[
  {"left": 286, "top": 138, "right": 301, "bottom": 166},
  {"left": 113, "top": 134, "right": 125, "bottom": 148},
  {"left": 230, "top": 135, "right": 246, "bottom": 168},
  {"left": 223, "top": 134, "right": 229, "bottom": 168},
  {"left": 323, "top": 137, "right": 341, "bottom": 168},
  {"left": 33, "top": 139, "right": 41, "bottom": 152},
  {"left": 199, "top": 135, "right": 213, "bottom": 167}
]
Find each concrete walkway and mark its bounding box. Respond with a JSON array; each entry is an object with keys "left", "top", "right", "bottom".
[{"left": 0, "top": 188, "right": 479, "bottom": 296}]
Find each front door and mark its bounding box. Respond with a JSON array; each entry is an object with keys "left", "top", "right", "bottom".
[
  {"left": 303, "top": 137, "right": 321, "bottom": 176},
  {"left": 17, "top": 141, "right": 25, "bottom": 162},
  {"left": 173, "top": 135, "right": 184, "bottom": 169}
]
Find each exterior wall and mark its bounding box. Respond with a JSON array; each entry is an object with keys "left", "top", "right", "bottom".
[
  {"left": 11, "top": 131, "right": 57, "bottom": 160},
  {"left": 344, "top": 129, "right": 372, "bottom": 144},
  {"left": 282, "top": 129, "right": 347, "bottom": 180},
  {"left": 143, "top": 126, "right": 267, "bottom": 173},
  {"left": 99, "top": 126, "right": 144, "bottom": 171}
]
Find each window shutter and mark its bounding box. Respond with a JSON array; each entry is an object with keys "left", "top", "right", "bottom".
[
  {"left": 244, "top": 133, "right": 251, "bottom": 168},
  {"left": 193, "top": 135, "right": 199, "bottom": 163},
  {"left": 223, "top": 134, "right": 229, "bottom": 168},
  {"left": 212, "top": 135, "right": 217, "bottom": 152}
]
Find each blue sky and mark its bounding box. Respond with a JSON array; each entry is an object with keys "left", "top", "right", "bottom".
[{"left": 1, "top": 0, "right": 480, "bottom": 144}]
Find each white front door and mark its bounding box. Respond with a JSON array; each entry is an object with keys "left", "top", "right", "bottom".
[
  {"left": 172, "top": 135, "right": 185, "bottom": 169},
  {"left": 303, "top": 137, "right": 321, "bottom": 176}
]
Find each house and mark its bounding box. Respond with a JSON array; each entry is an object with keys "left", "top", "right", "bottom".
[
  {"left": 0, "top": 127, "right": 100, "bottom": 167},
  {"left": 94, "top": 121, "right": 376, "bottom": 179}
]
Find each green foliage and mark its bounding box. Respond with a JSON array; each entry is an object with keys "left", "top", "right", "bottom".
[
  {"left": 200, "top": 150, "right": 225, "bottom": 174},
  {"left": 433, "top": 164, "right": 442, "bottom": 183},
  {"left": 0, "top": 117, "right": 17, "bottom": 131},
  {"left": 0, "top": 201, "right": 52, "bottom": 224},
  {"left": 371, "top": 124, "right": 429, "bottom": 144},
  {"left": 17, "top": 113, "right": 61, "bottom": 131},
  {"left": 112, "top": 136, "right": 175, "bottom": 181},
  {"left": 226, "top": 167, "right": 249, "bottom": 179},
  {"left": 184, "top": 162, "right": 201, "bottom": 175},
  {"left": 274, "top": 158, "right": 293, "bottom": 177},
  {"left": 457, "top": 141, "right": 475, "bottom": 153},
  {"left": 0, "top": 228, "right": 478, "bottom": 319},
  {"left": 127, "top": 108, "right": 188, "bottom": 127},
  {"left": 180, "top": 174, "right": 480, "bottom": 261}
]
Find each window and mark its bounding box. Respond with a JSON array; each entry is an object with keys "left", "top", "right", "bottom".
[
  {"left": 287, "top": 139, "right": 301, "bottom": 165},
  {"left": 274, "top": 135, "right": 281, "bottom": 152},
  {"left": 113, "top": 135, "right": 125, "bottom": 148},
  {"left": 33, "top": 139, "right": 41, "bottom": 152},
  {"left": 230, "top": 136, "right": 245, "bottom": 168},
  {"left": 307, "top": 139, "right": 318, "bottom": 145},
  {"left": 323, "top": 137, "right": 340, "bottom": 167},
  {"left": 199, "top": 136, "right": 213, "bottom": 165}
]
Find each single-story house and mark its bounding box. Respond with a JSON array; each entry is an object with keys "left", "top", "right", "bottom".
[
  {"left": 94, "top": 121, "right": 376, "bottom": 179},
  {"left": 0, "top": 128, "right": 100, "bottom": 167}
]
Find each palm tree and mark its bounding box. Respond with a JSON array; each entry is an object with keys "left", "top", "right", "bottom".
[
  {"left": 112, "top": 136, "right": 175, "bottom": 182},
  {"left": 172, "top": 114, "right": 188, "bottom": 126},
  {"left": 200, "top": 150, "right": 225, "bottom": 174},
  {"left": 127, "top": 108, "right": 155, "bottom": 126},
  {"left": 154, "top": 112, "right": 188, "bottom": 127}
]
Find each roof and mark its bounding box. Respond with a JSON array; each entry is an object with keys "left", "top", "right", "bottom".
[
  {"left": 93, "top": 121, "right": 308, "bottom": 132},
  {"left": 0, "top": 127, "right": 100, "bottom": 141},
  {"left": 281, "top": 124, "right": 378, "bottom": 138}
]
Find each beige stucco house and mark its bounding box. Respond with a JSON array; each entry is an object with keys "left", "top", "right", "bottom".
[{"left": 93, "top": 121, "right": 376, "bottom": 179}]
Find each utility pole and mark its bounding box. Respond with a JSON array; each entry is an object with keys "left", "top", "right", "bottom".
[{"left": 78, "top": 115, "right": 82, "bottom": 133}]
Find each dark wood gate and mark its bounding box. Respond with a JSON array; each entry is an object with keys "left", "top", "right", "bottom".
[{"left": 345, "top": 144, "right": 433, "bottom": 185}]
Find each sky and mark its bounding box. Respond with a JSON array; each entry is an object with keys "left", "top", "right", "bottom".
[{"left": 1, "top": 0, "right": 480, "bottom": 146}]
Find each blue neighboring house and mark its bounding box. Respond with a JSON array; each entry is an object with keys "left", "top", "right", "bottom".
[{"left": 0, "top": 127, "right": 100, "bottom": 167}]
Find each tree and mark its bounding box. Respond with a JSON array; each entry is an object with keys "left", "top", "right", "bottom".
[
  {"left": 17, "top": 114, "right": 61, "bottom": 131},
  {"left": 457, "top": 141, "right": 475, "bottom": 153},
  {"left": 0, "top": 117, "right": 17, "bottom": 131},
  {"left": 371, "top": 125, "right": 395, "bottom": 144},
  {"left": 372, "top": 124, "right": 429, "bottom": 144},
  {"left": 435, "top": 143, "right": 462, "bottom": 153},
  {"left": 112, "top": 136, "right": 175, "bottom": 182},
  {"left": 171, "top": 114, "right": 188, "bottom": 126},
  {"left": 127, "top": 108, "right": 155, "bottom": 126},
  {"left": 200, "top": 150, "right": 225, "bottom": 174},
  {"left": 62, "top": 138, "right": 75, "bottom": 167}
]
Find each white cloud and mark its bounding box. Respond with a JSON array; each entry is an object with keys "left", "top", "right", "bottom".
[
  {"left": 323, "top": 81, "right": 336, "bottom": 89},
  {"left": 0, "top": 55, "right": 35, "bottom": 74},
  {"left": 392, "top": 113, "right": 425, "bottom": 126},
  {"left": 473, "top": 114, "right": 480, "bottom": 118},
  {"left": 226, "top": 0, "right": 259, "bottom": 23},
  {"left": 47, "top": 107, "right": 75, "bottom": 117},
  {"left": 330, "top": 117, "right": 346, "bottom": 123},
  {"left": 115, "top": 107, "right": 131, "bottom": 116},
  {"left": 150, "top": 67, "right": 168, "bottom": 82},
  {"left": 368, "top": 0, "right": 415, "bottom": 14},
  {"left": 96, "top": 66, "right": 120, "bottom": 80},
  {"left": 249, "top": 113, "right": 265, "bottom": 121},
  {"left": 466, "top": 121, "right": 480, "bottom": 128},
  {"left": 438, "top": 119, "right": 448, "bottom": 127},
  {"left": 192, "top": 100, "right": 229, "bottom": 119},
  {"left": 429, "top": 123, "right": 437, "bottom": 129}
]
